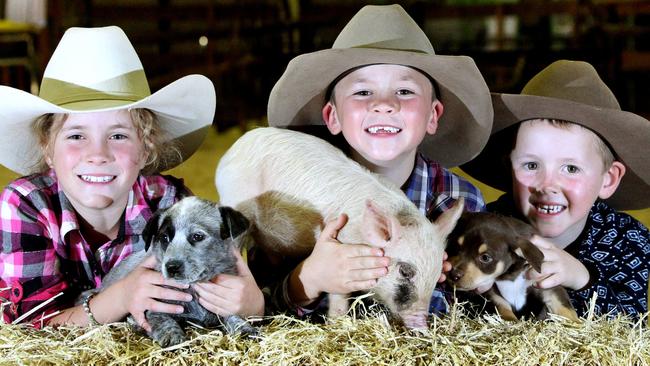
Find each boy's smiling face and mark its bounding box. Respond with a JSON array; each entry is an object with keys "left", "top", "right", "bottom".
[
  {"left": 47, "top": 110, "right": 147, "bottom": 217},
  {"left": 509, "top": 120, "right": 624, "bottom": 243},
  {"left": 322, "top": 64, "right": 442, "bottom": 168}
]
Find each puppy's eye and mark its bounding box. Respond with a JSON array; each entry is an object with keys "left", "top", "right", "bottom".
[
  {"left": 478, "top": 253, "right": 493, "bottom": 264},
  {"left": 159, "top": 233, "right": 170, "bottom": 244},
  {"left": 190, "top": 232, "right": 205, "bottom": 243}
]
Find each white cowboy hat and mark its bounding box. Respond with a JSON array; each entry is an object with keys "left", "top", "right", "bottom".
[
  {"left": 267, "top": 4, "right": 493, "bottom": 167},
  {"left": 0, "top": 25, "right": 216, "bottom": 175}
]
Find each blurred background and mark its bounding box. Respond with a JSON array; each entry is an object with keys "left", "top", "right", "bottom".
[{"left": 1, "top": 0, "right": 649, "bottom": 224}]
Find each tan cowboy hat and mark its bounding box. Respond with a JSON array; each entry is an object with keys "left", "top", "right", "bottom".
[
  {"left": 267, "top": 4, "right": 493, "bottom": 168},
  {"left": 462, "top": 60, "right": 650, "bottom": 210},
  {"left": 0, "top": 25, "right": 216, "bottom": 175}
]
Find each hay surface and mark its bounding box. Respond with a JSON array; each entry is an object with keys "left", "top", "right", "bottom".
[{"left": 1, "top": 309, "right": 648, "bottom": 366}]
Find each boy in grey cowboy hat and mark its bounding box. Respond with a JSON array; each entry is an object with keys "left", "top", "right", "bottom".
[
  {"left": 463, "top": 60, "right": 650, "bottom": 320},
  {"left": 261, "top": 4, "right": 493, "bottom": 317}
]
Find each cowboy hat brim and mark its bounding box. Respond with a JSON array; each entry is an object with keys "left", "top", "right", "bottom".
[
  {"left": 0, "top": 74, "right": 215, "bottom": 175},
  {"left": 461, "top": 93, "right": 650, "bottom": 210},
  {"left": 267, "top": 48, "right": 493, "bottom": 168}
]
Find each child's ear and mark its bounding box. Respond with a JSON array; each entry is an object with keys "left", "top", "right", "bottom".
[
  {"left": 599, "top": 161, "right": 626, "bottom": 199},
  {"left": 426, "top": 100, "right": 444, "bottom": 135},
  {"left": 322, "top": 102, "right": 342, "bottom": 135}
]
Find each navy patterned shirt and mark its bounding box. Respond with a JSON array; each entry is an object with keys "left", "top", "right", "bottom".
[{"left": 489, "top": 195, "right": 649, "bottom": 320}]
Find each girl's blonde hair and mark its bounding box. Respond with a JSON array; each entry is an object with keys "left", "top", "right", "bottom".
[{"left": 31, "top": 108, "right": 181, "bottom": 175}]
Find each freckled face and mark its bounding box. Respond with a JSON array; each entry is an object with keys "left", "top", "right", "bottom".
[
  {"left": 323, "top": 64, "right": 441, "bottom": 166},
  {"left": 47, "top": 110, "right": 146, "bottom": 216},
  {"left": 509, "top": 121, "right": 610, "bottom": 239}
]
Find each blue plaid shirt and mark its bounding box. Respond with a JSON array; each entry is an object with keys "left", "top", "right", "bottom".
[
  {"left": 403, "top": 153, "right": 485, "bottom": 315},
  {"left": 266, "top": 152, "right": 485, "bottom": 316}
]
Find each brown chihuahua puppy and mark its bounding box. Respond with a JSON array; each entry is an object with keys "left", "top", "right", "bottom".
[{"left": 446, "top": 212, "right": 579, "bottom": 321}]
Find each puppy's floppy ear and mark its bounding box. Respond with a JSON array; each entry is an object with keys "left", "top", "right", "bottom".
[
  {"left": 143, "top": 209, "right": 165, "bottom": 252},
  {"left": 509, "top": 238, "right": 544, "bottom": 273},
  {"left": 219, "top": 206, "right": 250, "bottom": 240}
]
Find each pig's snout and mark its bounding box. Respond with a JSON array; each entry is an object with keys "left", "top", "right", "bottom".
[{"left": 401, "top": 313, "right": 428, "bottom": 329}]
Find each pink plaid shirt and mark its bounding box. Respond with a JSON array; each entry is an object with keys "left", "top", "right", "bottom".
[{"left": 0, "top": 170, "right": 188, "bottom": 327}]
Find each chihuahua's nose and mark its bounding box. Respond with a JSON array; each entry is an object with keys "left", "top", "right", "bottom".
[
  {"left": 449, "top": 269, "right": 464, "bottom": 282},
  {"left": 165, "top": 260, "right": 184, "bottom": 278}
]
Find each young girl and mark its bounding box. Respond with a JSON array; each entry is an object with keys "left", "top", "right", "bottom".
[{"left": 0, "top": 26, "right": 263, "bottom": 330}]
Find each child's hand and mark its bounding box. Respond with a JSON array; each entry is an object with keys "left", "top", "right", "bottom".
[
  {"left": 117, "top": 255, "right": 192, "bottom": 332},
  {"left": 291, "top": 214, "right": 390, "bottom": 306},
  {"left": 192, "top": 248, "right": 264, "bottom": 317},
  {"left": 526, "top": 236, "right": 590, "bottom": 291},
  {"left": 438, "top": 251, "right": 451, "bottom": 283}
]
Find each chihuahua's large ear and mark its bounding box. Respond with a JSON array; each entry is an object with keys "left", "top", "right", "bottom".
[
  {"left": 219, "top": 206, "right": 250, "bottom": 240},
  {"left": 510, "top": 238, "right": 544, "bottom": 273},
  {"left": 142, "top": 210, "right": 164, "bottom": 252}
]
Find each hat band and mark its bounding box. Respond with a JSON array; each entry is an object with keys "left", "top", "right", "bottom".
[{"left": 39, "top": 70, "right": 151, "bottom": 107}]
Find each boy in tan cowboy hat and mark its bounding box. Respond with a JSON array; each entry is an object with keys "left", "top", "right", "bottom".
[
  {"left": 0, "top": 26, "right": 264, "bottom": 329},
  {"left": 261, "top": 4, "right": 493, "bottom": 316},
  {"left": 463, "top": 60, "right": 650, "bottom": 320}
]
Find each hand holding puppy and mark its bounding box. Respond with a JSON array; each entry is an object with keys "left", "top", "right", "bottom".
[
  {"left": 289, "top": 214, "right": 390, "bottom": 307},
  {"left": 526, "top": 236, "right": 590, "bottom": 291},
  {"left": 193, "top": 248, "right": 265, "bottom": 318},
  {"left": 115, "top": 255, "right": 191, "bottom": 332}
]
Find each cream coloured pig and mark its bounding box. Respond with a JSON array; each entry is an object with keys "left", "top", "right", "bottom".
[{"left": 215, "top": 127, "right": 463, "bottom": 328}]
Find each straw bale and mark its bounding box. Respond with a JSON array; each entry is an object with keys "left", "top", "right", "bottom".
[{"left": 0, "top": 306, "right": 648, "bottom": 366}]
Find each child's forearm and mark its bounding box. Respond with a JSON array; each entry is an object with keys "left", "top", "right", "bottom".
[
  {"left": 287, "top": 261, "right": 322, "bottom": 307},
  {"left": 48, "top": 285, "right": 129, "bottom": 326}
]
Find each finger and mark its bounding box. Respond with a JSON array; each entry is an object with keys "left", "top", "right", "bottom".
[
  {"left": 345, "top": 279, "right": 379, "bottom": 293},
  {"left": 152, "top": 286, "right": 193, "bottom": 303},
  {"left": 232, "top": 248, "right": 253, "bottom": 276},
  {"left": 345, "top": 243, "right": 385, "bottom": 258},
  {"left": 441, "top": 261, "right": 452, "bottom": 273},
  {"left": 147, "top": 298, "right": 186, "bottom": 315},
  {"left": 133, "top": 312, "right": 151, "bottom": 333},
  {"left": 350, "top": 255, "right": 390, "bottom": 271},
  {"left": 442, "top": 251, "right": 448, "bottom": 261},
  {"left": 530, "top": 235, "right": 555, "bottom": 250},
  {"left": 349, "top": 267, "right": 388, "bottom": 282},
  {"left": 535, "top": 273, "right": 561, "bottom": 289},
  {"left": 140, "top": 255, "right": 158, "bottom": 269},
  {"left": 323, "top": 214, "right": 348, "bottom": 240},
  {"left": 437, "top": 272, "right": 447, "bottom": 283}
]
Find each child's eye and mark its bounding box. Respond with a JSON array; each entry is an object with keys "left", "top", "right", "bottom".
[
  {"left": 353, "top": 90, "right": 371, "bottom": 96},
  {"left": 396, "top": 89, "right": 414, "bottom": 96},
  {"left": 523, "top": 162, "right": 538, "bottom": 170},
  {"left": 66, "top": 134, "right": 84, "bottom": 140},
  {"left": 564, "top": 165, "right": 581, "bottom": 174},
  {"left": 110, "top": 134, "right": 128, "bottom": 140}
]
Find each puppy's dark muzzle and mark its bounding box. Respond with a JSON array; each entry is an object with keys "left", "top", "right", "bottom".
[
  {"left": 448, "top": 268, "right": 464, "bottom": 283},
  {"left": 165, "top": 260, "right": 184, "bottom": 278}
]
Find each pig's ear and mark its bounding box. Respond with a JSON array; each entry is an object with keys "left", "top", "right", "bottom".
[
  {"left": 510, "top": 238, "right": 544, "bottom": 273},
  {"left": 435, "top": 197, "right": 465, "bottom": 238},
  {"left": 361, "top": 200, "right": 399, "bottom": 247}
]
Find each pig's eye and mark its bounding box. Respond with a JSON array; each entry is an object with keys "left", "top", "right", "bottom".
[
  {"left": 190, "top": 232, "right": 205, "bottom": 243},
  {"left": 478, "top": 253, "right": 493, "bottom": 264}
]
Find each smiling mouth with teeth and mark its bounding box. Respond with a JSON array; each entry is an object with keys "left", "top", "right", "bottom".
[
  {"left": 79, "top": 175, "right": 116, "bottom": 183},
  {"left": 535, "top": 204, "right": 565, "bottom": 214},
  {"left": 366, "top": 126, "right": 401, "bottom": 134}
]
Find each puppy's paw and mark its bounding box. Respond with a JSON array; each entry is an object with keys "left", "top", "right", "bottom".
[
  {"left": 153, "top": 327, "right": 187, "bottom": 348},
  {"left": 238, "top": 322, "right": 260, "bottom": 339}
]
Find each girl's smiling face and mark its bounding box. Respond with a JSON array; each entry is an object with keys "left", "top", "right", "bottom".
[
  {"left": 47, "top": 110, "right": 146, "bottom": 216},
  {"left": 509, "top": 120, "right": 624, "bottom": 242}
]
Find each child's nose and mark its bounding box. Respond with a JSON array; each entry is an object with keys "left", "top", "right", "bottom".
[
  {"left": 371, "top": 94, "right": 398, "bottom": 114},
  {"left": 85, "top": 142, "right": 112, "bottom": 164},
  {"left": 533, "top": 171, "right": 559, "bottom": 194}
]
